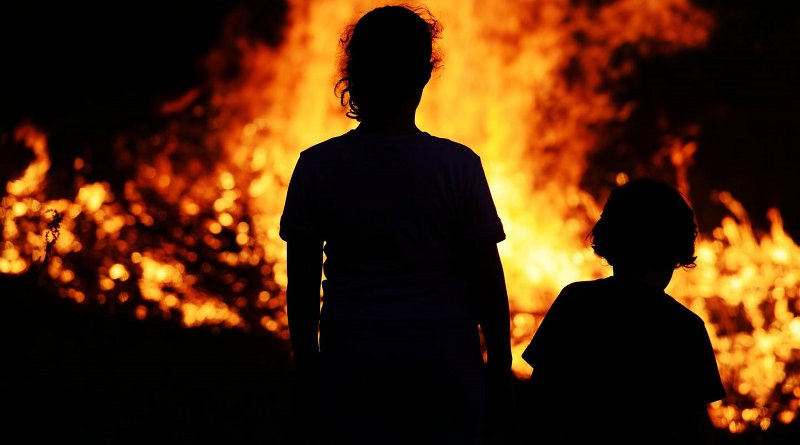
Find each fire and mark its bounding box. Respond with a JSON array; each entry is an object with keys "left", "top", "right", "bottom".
[{"left": 2, "top": 0, "right": 798, "bottom": 434}]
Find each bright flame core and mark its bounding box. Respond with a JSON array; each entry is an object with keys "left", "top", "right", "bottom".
[{"left": 2, "top": 0, "right": 798, "bottom": 433}]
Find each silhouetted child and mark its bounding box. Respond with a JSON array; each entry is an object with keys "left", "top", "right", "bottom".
[
  {"left": 521, "top": 177, "right": 726, "bottom": 445},
  {"left": 280, "top": 5, "right": 511, "bottom": 445}
]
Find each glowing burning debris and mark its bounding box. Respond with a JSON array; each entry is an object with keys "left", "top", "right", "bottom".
[
  {"left": 5, "top": 125, "right": 50, "bottom": 197},
  {"left": 672, "top": 198, "right": 800, "bottom": 431},
  {"left": 1, "top": 0, "right": 798, "bottom": 433}
]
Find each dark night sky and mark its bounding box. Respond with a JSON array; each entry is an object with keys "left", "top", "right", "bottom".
[{"left": 2, "top": 0, "right": 799, "bottom": 240}]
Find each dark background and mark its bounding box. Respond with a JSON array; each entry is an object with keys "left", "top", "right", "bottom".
[{"left": 1, "top": 1, "right": 799, "bottom": 443}]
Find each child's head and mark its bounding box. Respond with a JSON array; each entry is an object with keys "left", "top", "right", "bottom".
[
  {"left": 336, "top": 5, "right": 442, "bottom": 121},
  {"left": 590, "top": 178, "right": 697, "bottom": 271}
]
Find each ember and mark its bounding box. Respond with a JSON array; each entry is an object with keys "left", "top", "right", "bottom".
[{"left": 1, "top": 0, "right": 798, "bottom": 436}]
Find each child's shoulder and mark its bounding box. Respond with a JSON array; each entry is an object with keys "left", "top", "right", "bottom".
[
  {"left": 559, "top": 278, "right": 610, "bottom": 296},
  {"left": 548, "top": 279, "right": 610, "bottom": 311}
]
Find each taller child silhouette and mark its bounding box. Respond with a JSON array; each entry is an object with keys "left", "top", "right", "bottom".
[
  {"left": 521, "top": 177, "right": 726, "bottom": 445},
  {"left": 280, "top": 5, "right": 512, "bottom": 445}
]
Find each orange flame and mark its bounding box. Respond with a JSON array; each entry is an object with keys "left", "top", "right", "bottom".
[{"left": 2, "top": 0, "right": 798, "bottom": 433}]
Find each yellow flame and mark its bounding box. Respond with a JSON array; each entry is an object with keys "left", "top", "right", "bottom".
[
  {"left": 203, "top": 0, "right": 789, "bottom": 430},
  {"left": 6, "top": 125, "right": 50, "bottom": 196},
  {"left": 218, "top": 0, "right": 715, "bottom": 372}
]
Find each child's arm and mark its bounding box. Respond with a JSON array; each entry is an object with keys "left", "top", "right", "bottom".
[
  {"left": 285, "top": 238, "right": 324, "bottom": 439},
  {"left": 468, "top": 242, "right": 511, "bottom": 371},
  {"left": 460, "top": 241, "right": 512, "bottom": 435},
  {"left": 286, "top": 239, "right": 324, "bottom": 370}
]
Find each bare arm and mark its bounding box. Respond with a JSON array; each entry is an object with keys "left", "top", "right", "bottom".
[
  {"left": 460, "top": 242, "right": 512, "bottom": 438},
  {"left": 285, "top": 239, "right": 323, "bottom": 442},
  {"left": 286, "top": 239, "right": 324, "bottom": 371},
  {"left": 464, "top": 242, "right": 511, "bottom": 371}
]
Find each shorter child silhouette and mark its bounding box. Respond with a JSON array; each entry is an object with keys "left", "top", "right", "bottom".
[{"left": 521, "top": 177, "right": 726, "bottom": 445}]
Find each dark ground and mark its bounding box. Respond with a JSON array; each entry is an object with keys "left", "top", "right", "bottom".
[
  {"left": 1, "top": 272, "right": 296, "bottom": 445},
  {"left": 2, "top": 272, "right": 799, "bottom": 445}
]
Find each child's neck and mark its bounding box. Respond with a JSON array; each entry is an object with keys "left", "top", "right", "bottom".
[{"left": 612, "top": 266, "right": 674, "bottom": 290}]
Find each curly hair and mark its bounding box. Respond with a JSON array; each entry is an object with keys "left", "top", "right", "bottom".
[
  {"left": 335, "top": 5, "right": 442, "bottom": 121},
  {"left": 590, "top": 178, "right": 698, "bottom": 270}
]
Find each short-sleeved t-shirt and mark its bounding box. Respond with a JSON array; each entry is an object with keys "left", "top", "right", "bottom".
[
  {"left": 280, "top": 130, "right": 505, "bottom": 322},
  {"left": 522, "top": 277, "right": 726, "bottom": 435}
]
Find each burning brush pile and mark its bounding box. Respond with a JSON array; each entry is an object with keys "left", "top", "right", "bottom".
[{"left": 1, "top": 0, "right": 798, "bottom": 437}]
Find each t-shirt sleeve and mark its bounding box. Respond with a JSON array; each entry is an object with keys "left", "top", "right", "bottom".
[
  {"left": 457, "top": 155, "right": 505, "bottom": 243},
  {"left": 690, "top": 321, "right": 727, "bottom": 404},
  {"left": 279, "top": 153, "right": 323, "bottom": 242},
  {"left": 521, "top": 285, "right": 573, "bottom": 369}
]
